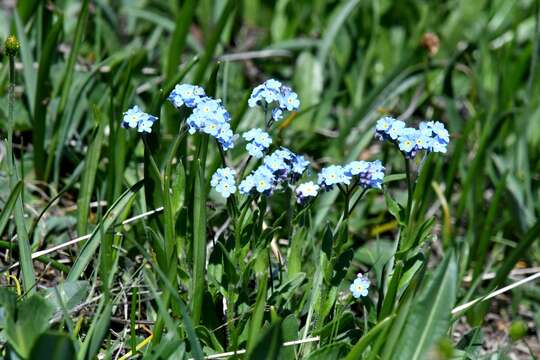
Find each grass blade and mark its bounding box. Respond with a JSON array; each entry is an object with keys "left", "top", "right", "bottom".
[
  {"left": 76, "top": 106, "right": 106, "bottom": 235},
  {"left": 14, "top": 12, "right": 36, "bottom": 113},
  {"left": 345, "top": 315, "right": 395, "bottom": 360},
  {"left": 0, "top": 181, "right": 23, "bottom": 237},
  {"left": 392, "top": 252, "right": 457, "bottom": 359},
  {"left": 67, "top": 180, "right": 143, "bottom": 282},
  {"left": 192, "top": 156, "right": 207, "bottom": 325},
  {"left": 317, "top": 0, "right": 361, "bottom": 67},
  {"left": 193, "top": 0, "right": 236, "bottom": 83},
  {"left": 32, "top": 16, "right": 63, "bottom": 180}
]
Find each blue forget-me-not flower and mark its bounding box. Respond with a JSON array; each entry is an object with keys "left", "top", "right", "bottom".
[
  {"left": 243, "top": 128, "right": 272, "bottom": 158},
  {"left": 122, "top": 106, "right": 158, "bottom": 134},
  {"left": 295, "top": 181, "right": 320, "bottom": 204},
  {"left": 183, "top": 94, "right": 235, "bottom": 151},
  {"left": 350, "top": 273, "right": 370, "bottom": 299},
  {"left": 211, "top": 167, "right": 237, "bottom": 198},
  {"left": 317, "top": 165, "right": 351, "bottom": 191},
  {"left": 168, "top": 84, "right": 206, "bottom": 109},
  {"left": 344, "top": 160, "right": 385, "bottom": 189},
  {"left": 248, "top": 79, "right": 300, "bottom": 122},
  {"left": 375, "top": 116, "right": 450, "bottom": 158},
  {"left": 239, "top": 147, "right": 310, "bottom": 196}
]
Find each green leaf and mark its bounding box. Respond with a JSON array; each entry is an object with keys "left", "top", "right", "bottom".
[
  {"left": 383, "top": 173, "right": 407, "bottom": 184},
  {"left": 0, "top": 180, "right": 23, "bottom": 236},
  {"left": 32, "top": 16, "right": 63, "bottom": 180},
  {"left": 317, "top": 0, "right": 361, "bottom": 67},
  {"left": 57, "top": 0, "right": 89, "bottom": 117},
  {"left": 67, "top": 180, "right": 143, "bottom": 281},
  {"left": 384, "top": 191, "right": 404, "bottom": 226},
  {"left": 247, "top": 319, "right": 283, "bottom": 360},
  {"left": 345, "top": 315, "right": 395, "bottom": 360},
  {"left": 76, "top": 106, "right": 106, "bottom": 235},
  {"left": 391, "top": 252, "right": 458, "bottom": 360},
  {"left": 280, "top": 315, "right": 299, "bottom": 359},
  {"left": 293, "top": 51, "right": 323, "bottom": 129},
  {"left": 193, "top": 0, "right": 236, "bottom": 83},
  {"left": 5, "top": 295, "right": 54, "bottom": 358},
  {"left": 247, "top": 273, "right": 268, "bottom": 351},
  {"left": 192, "top": 157, "right": 207, "bottom": 325},
  {"left": 322, "top": 223, "right": 333, "bottom": 258},
  {"left": 14, "top": 12, "right": 36, "bottom": 113},
  {"left": 379, "top": 262, "right": 404, "bottom": 320},
  {"left": 306, "top": 342, "right": 349, "bottom": 360},
  {"left": 30, "top": 332, "right": 76, "bottom": 360},
  {"left": 43, "top": 281, "right": 89, "bottom": 312}
]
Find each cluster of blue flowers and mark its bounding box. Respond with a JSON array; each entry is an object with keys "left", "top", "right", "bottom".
[
  {"left": 248, "top": 79, "right": 300, "bottom": 122},
  {"left": 168, "top": 84, "right": 206, "bottom": 109},
  {"left": 169, "top": 84, "right": 235, "bottom": 150},
  {"left": 350, "top": 273, "right": 370, "bottom": 299},
  {"left": 238, "top": 148, "right": 310, "bottom": 196},
  {"left": 121, "top": 106, "right": 158, "bottom": 133},
  {"left": 210, "top": 167, "right": 237, "bottom": 198},
  {"left": 243, "top": 128, "right": 272, "bottom": 158},
  {"left": 375, "top": 116, "right": 449, "bottom": 158},
  {"left": 317, "top": 160, "right": 385, "bottom": 191}
]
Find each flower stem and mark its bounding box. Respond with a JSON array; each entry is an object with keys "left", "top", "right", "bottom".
[
  {"left": 404, "top": 154, "right": 414, "bottom": 222},
  {"left": 6, "top": 42, "right": 36, "bottom": 295},
  {"left": 348, "top": 188, "right": 368, "bottom": 216}
]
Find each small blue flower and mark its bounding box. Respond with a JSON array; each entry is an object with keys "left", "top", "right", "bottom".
[
  {"left": 263, "top": 153, "right": 288, "bottom": 174},
  {"left": 295, "top": 181, "right": 319, "bottom": 204},
  {"left": 239, "top": 148, "right": 311, "bottom": 197},
  {"left": 168, "top": 84, "right": 206, "bottom": 109},
  {"left": 420, "top": 121, "right": 449, "bottom": 154},
  {"left": 265, "top": 79, "right": 282, "bottom": 90},
  {"left": 317, "top": 165, "right": 351, "bottom": 190},
  {"left": 253, "top": 167, "right": 274, "bottom": 194},
  {"left": 344, "top": 161, "right": 369, "bottom": 177},
  {"left": 122, "top": 106, "right": 158, "bottom": 133},
  {"left": 291, "top": 155, "right": 309, "bottom": 175},
  {"left": 211, "top": 167, "right": 237, "bottom": 198},
  {"left": 376, "top": 116, "right": 450, "bottom": 158},
  {"left": 243, "top": 128, "right": 272, "bottom": 158},
  {"left": 246, "top": 142, "right": 265, "bottom": 158},
  {"left": 248, "top": 79, "right": 300, "bottom": 123},
  {"left": 122, "top": 106, "right": 145, "bottom": 129},
  {"left": 398, "top": 133, "right": 418, "bottom": 158},
  {"left": 280, "top": 89, "right": 300, "bottom": 111},
  {"left": 350, "top": 273, "right": 370, "bottom": 299},
  {"left": 216, "top": 123, "right": 235, "bottom": 151},
  {"left": 185, "top": 96, "right": 235, "bottom": 151},
  {"left": 375, "top": 116, "right": 395, "bottom": 135},
  {"left": 363, "top": 160, "right": 385, "bottom": 189},
  {"left": 239, "top": 174, "right": 256, "bottom": 195},
  {"left": 344, "top": 160, "right": 385, "bottom": 189},
  {"left": 137, "top": 118, "right": 155, "bottom": 133},
  {"left": 388, "top": 120, "right": 406, "bottom": 140},
  {"left": 272, "top": 108, "right": 283, "bottom": 121}
]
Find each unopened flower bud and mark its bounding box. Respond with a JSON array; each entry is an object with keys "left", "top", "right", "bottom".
[{"left": 5, "top": 35, "right": 20, "bottom": 57}]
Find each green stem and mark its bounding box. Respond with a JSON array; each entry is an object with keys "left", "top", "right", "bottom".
[
  {"left": 404, "top": 155, "right": 413, "bottom": 222},
  {"left": 348, "top": 188, "right": 368, "bottom": 216},
  {"left": 192, "top": 135, "right": 209, "bottom": 325},
  {"left": 6, "top": 49, "right": 36, "bottom": 295}
]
